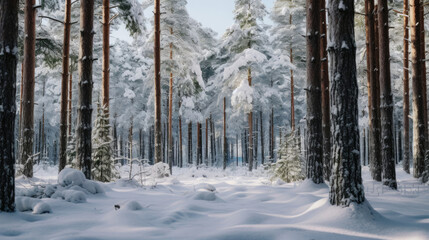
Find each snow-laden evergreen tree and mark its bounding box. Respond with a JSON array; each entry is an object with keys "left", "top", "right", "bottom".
[
  {"left": 92, "top": 100, "right": 119, "bottom": 182},
  {"left": 272, "top": 131, "right": 304, "bottom": 183},
  {"left": 66, "top": 133, "right": 77, "bottom": 168}
]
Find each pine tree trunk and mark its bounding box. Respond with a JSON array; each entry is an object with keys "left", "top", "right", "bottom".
[
  {"left": 328, "top": 0, "right": 365, "bottom": 206},
  {"left": 210, "top": 115, "right": 214, "bottom": 166},
  {"left": 260, "top": 111, "right": 265, "bottom": 165},
  {"left": 179, "top": 115, "right": 183, "bottom": 167},
  {"left": 188, "top": 122, "right": 192, "bottom": 165},
  {"left": 248, "top": 68, "right": 253, "bottom": 171},
  {"left": 306, "top": 0, "right": 323, "bottom": 184},
  {"left": 411, "top": 0, "right": 425, "bottom": 178},
  {"left": 197, "top": 122, "right": 202, "bottom": 166},
  {"left": 270, "top": 108, "right": 274, "bottom": 161},
  {"left": 254, "top": 113, "right": 258, "bottom": 169},
  {"left": 289, "top": 15, "right": 295, "bottom": 132},
  {"left": 76, "top": 0, "right": 95, "bottom": 179},
  {"left": 59, "top": 0, "right": 72, "bottom": 172},
  {"left": 102, "top": 0, "right": 110, "bottom": 111},
  {"left": 377, "top": 0, "right": 397, "bottom": 189},
  {"left": 205, "top": 118, "right": 208, "bottom": 165},
  {"left": 154, "top": 0, "right": 162, "bottom": 163},
  {"left": 420, "top": 5, "right": 428, "bottom": 150},
  {"left": 223, "top": 97, "right": 227, "bottom": 170},
  {"left": 21, "top": 0, "right": 37, "bottom": 177},
  {"left": 366, "top": 0, "right": 383, "bottom": 181},
  {"left": 320, "top": 0, "right": 331, "bottom": 181},
  {"left": 168, "top": 27, "right": 173, "bottom": 173},
  {"left": 403, "top": 0, "right": 410, "bottom": 174},
  {"left": 68, "top": 68, "right": 73, "bottom": 136},
  {"left": 0, "top": 0, "right": 18, "bottom": 212},
  {"left": 236, "top": 134, "right": 239, "bottom": 166}
]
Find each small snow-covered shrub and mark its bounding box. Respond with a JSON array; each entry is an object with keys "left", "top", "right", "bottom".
[
  {"left": 58, "top": 168, "right": 86, "bottom": 187},
  {"left": 271, "top": 131, "right": 304, "bottom": 183},
  {"left": 16, "top": 197, "right": 52, "bottom": 214},
  {"left": 151, "top": 162, "right": 170, "bottom": 178}
]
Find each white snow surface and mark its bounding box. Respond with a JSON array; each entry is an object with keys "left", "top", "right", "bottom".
[{"left": 1, "top": 165, "right": 429, "bottom": 239}]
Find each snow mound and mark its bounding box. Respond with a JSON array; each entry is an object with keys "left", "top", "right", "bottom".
[
  {"left": 16, "top": 197, "right": 52, "bottom": 214},
  {"left": 195, "top": 183, "right": 216, "bottom": 192},
  {"left": 58, "top": 168, "right": 104, "bottom": 194},
  {"left": 124, "top": 201, "right": 143, "bottom": 211},
  {"left": 58, "top": 168, "right": 86, "bottom": 187},
  {"left": 193, "top": 191, "right": 218, "bottom": 201},
  {"left": 51, "top": 190, "right": 87, "bottom": 203},
  {"left": 151, "top": 162, "right": 170, "bottom": 178},
  {"left": 294, "top": 179, "right": 328, "bottom": 193}
]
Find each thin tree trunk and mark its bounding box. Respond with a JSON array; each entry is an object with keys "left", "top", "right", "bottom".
[
  {"left": 223, "top": 97, "right": 227, "bottom": 169},
  {"left": 270, "top": 108, "right": 274, "bottom": 161},
  {"left": 18, "top": 62, "right": 24, "bottom": 162},
  {"left": 76, "top": 0, "right": 95, "bottom": 179},
  {"left": 154, "top": 0, "right": 162, "bottom": 163},
  {"left": 168, "top": 28, "right": 173, "bottom": 173},
  {"left": 197, "top": 122, "right": 202, "bottom": 165},
  {"left": 306, "top": 0, "right": 323, "bottom": 184},
  {"left": 21, "top": 0, "right": 37, "bottom": 177},
  {"left": 102, "top": 0, "right": 110, "bottom": 111},
  {"left": 205, "top": 118, "right": 208, "bottom": 165},
  {"left": 179, "top": 115, "right": 183, "bottom": 167},
  {"left": 236, "top": 134, "right": 239, "bottom": 166},
  {"left": 289, "top": 15, "right": 295, "bottom": 132},
  {"left": 420, "top": 4, "right": 428, "bottom": 151},
  {"left": 403, "top": 0, "right": 410, "bottom": 174},
  {"left": 378, "top": 0, "right": 397, "bottom": 189},
  {"left": 411, "top": 0, "right": 425, "bottom": 178},
  {"left": 59, "top": 0, "right": 72, "bottom": 172},
  {"left": 0, "top": 0, "right": 18, "bottom": 212},
  {"left": 68, "top": 68, "right": 73, "bottom": 136},
  {"left": 366, "top": 0, "right": 383, "bottom": 181},
  {"left": 188, "top": 122, "right": 192, "bottom": 165},
  {"left": 248, "top": 68, "right": 253, "bottom": 171},
  {"left": 320, "top": 0, "right": 331, "bottom": 181},
  {"left": 254, "top": 113, "right": 258, "bottom": 169},
  {"left": 328, "top": 0, "right": 365, "bottom": 206},
  {"left": 260, "top": 111, "right": 265, "bottom": 165}
]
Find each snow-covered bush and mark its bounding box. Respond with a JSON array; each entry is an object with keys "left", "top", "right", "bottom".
[
  {"left": 151, "top": 162, "right": 171, "bottom": 178},
  {"left": 271, "top": 131, "right": 304, "bottom": 183},
  {"left": 92, "top": 101, "right": 119, "bottom": 182}
]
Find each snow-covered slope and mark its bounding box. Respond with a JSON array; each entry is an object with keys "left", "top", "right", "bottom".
[{"left": 1, "top": 165, "right": 428, "bottom": 240}]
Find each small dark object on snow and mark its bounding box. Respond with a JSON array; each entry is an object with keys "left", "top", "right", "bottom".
[
  {"left": 203, "top": 175, "right": 207, "bottom": 178},
  {"left": 114, "top": 204, "right": 120, "bottom": 210}
]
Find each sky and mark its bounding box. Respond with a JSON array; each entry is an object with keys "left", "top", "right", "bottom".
[{"left": 114, "top": 0, "right": 275, "bottom": 42}]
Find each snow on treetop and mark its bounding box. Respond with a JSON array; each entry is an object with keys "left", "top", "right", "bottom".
[{"left": 223, "top": 48, "right": 267, "bottom": 80}]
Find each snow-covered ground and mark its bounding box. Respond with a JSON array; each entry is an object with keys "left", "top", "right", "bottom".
[{"left": 1, "top": 165, "right": 429, "bottom": 240}]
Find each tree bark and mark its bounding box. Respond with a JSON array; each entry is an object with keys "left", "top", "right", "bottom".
[
  {"left": 270, "top": 108, "right": 274, "bottom": 161},
  {"left": 320, "top": 0, "right": 331, "bottom": 181},
  {"left": 260, "top": 111, "right": 265, "bottom": 165},
  {"left": 188, "top": 122, "right": 192, "bottom": 165},
  {"left": 411, "top": 0, "right": 425, "bottom": 178},
  {"left": 0, "top": 0, "right": 18, "bottom": 212},
  {"left": 68, "top": 68, "right": 73, "bottom": 136},
  {"left": 223, "top": 97, "right": 227, "bottom": 170},
  {"left": 248, "top": 68, "right": 253, "bottom": 171},
  {"left": 168, "top": 27, "right": 173, "bottom": 173},
  {"left": 366, "top": 0, "right": 383, "bottom": 181},
  {"left": 102, "top": 0, "right": 110, "bottom": 111},
  {"left": 76, "top": 0, "right": 95, "bottom": 179},
  {"left": 377, "top": 0, "right": 397, "bottom": 189},
  {"left": 59, "top": 0, "right": 72, "bottom": 173},
  {"left": 179, "top": 115, "right": 183, "bottom": 167},
  {"left": 306, "top": 0, "right": 323, "bottom": 184},
  {"left": 197, "top": 122, "right": 202, "bottom": 166},
  {"left": 205, "top": 118, "right": 208, "bottom": 165},
  {"left": 154, "top": 0, "right": 162, "bottom": 163},
  {"left": 21, "top": 0, "right": 37, "bottom": 177},
  {"left": 328, "top": 0, "right": 365, "bottom": 206},
  {"left": 403, "top": 0, "right": 410, "bottom": 174},
  {"left": 289, "top": 15, "right": 295, "bottom": 132}
]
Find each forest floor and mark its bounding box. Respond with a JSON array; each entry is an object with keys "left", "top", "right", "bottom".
[{"left": 1, "top": 164, "right": 429, "bottom": 240}]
